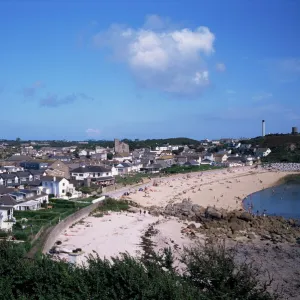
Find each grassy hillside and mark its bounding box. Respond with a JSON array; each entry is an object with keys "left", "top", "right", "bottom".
[{"left": 242, "top": 134, "right": 300, "bottom": 162}]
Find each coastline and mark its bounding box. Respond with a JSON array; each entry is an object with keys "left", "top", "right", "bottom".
[{"left": 121, "top": 166, "right": 297, "bottom": 211}]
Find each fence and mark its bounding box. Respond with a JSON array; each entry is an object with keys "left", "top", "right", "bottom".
[{"left": 42, "top": 202, "right": 102, "bottom": 254}]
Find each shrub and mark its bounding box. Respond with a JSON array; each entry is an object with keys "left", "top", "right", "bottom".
[
  {"left": 13, "top": 232, "right": 29, "bottom": 241},
  {"left": 0, "top": 231, "right": 8, "bottom": 238},
  {"left": 0, "top": 241, "right": 278, "bottom": 299}
]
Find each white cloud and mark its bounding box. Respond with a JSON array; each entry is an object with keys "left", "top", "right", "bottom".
[
  {"left": 93, "top": 15, "right": 216, "bottom": 96},
  {"left": 216, "top": 63, "right": 226, "bottom": 72},
  {"left": 252, "top": 92, "right": 273, "bottom": 101},
  {"left": 86, "top": 128, "right": 100, "bottom": 137}
]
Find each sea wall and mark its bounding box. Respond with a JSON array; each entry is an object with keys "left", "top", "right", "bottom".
[{"left": 42, "top": 202, "right": 101, "bottom": 254}]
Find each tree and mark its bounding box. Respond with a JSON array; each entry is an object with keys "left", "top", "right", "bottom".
[{"left": 107, "top": 153, "right": 113, "bottom": 160}]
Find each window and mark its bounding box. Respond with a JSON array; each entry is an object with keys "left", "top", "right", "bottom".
[
  {"left": 62, "top": 189, "right": 65, "bottom": 193},
  {"left": 98, "top": 173, "right": 100, "bottom": 176},
  {"left": 79, "top": 174, "right": 83, "bottom": 177},
  {"left": 106, "top": 173, "right": 109, "bottom": 176},
  {"left": 62, "top": 183, "right": 65, "bottom": 186}
]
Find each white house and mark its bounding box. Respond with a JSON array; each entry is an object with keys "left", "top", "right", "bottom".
[
  {"left": 201, "top": 159, "right": 213, "bottom": 165},
  {"left": 203, "top": 153, "right": 214, "bottom": 161},
  {"left": 41, "top": 176, "right": 80, "bottom": 198},
  {"left": 256, "top": 148, "right": 271, "bottom": 158},
  {"left": 70, "top": 166, "right": 113, "bottom": 180},
  {"left": 79, "top": 149, "right": 88, "bottom": 156},
  {"left": 11, "top": 189, "right": 49, "bottom": 211},
  {"left": 0, "top": 195, "right": 16, "bottom": 230},
  {"left": 214, "top": 153, "right": 228, "bottom": 163},
  {"left": 225, "top": 157, "right": 245, "bottom": 167},
  {"left": 113, "top": 155, "right": 132, "bottom": 162}
]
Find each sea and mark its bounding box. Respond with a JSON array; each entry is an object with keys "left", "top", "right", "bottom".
[{"left": 243, "top": 184, "right": 300, "bottom": 220}]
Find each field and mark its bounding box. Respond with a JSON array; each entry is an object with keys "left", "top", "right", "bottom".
[{"left": 12, "top": 199, "right": 90, "bottom": 242}]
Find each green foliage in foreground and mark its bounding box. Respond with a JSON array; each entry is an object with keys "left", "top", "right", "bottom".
[
  {"left": 162, "top": 164, "right": 221, "bottom": 174},
  {"left": 0, "top": 241, "right": 277, "bottom": 300}
]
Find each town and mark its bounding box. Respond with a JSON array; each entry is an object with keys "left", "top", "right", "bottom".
[{"left": 0, "top": 135, "right": 273, "bottom": 230}]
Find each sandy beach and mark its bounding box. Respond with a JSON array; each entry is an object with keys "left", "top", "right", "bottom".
[
  {"left": 55, "top": 212, "right": 195, "bottom": 265},
  {"left": 52, "top": 166, "right": 300, "bottom": 298},
  {"left": 55, "top": 166, "right": 295, "bottom": 264},
  {"left": 123, "top": 166, "right": 293, "bottom": 210}
]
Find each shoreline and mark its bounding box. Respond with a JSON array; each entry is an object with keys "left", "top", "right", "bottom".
[{"left": 120, "top": 166, "right": 297, "bottom": 212}]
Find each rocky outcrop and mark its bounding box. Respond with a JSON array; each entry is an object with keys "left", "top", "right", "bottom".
[{"left": 148, "top": 199, "right": 300, "bottom": 244}]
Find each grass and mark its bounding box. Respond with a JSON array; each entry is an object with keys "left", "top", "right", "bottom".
[
  {"left": 91, "top": 198, "right": 129, "bottom": 216},
  {"left": 161, "top": 164, "right": 222, "bottom": 174},
  {"left": 115, "top": 173, "right": 159, "bottom": 186},
  {"left": 278, "top": 174, "right": 300, "bottom": 185},
  {"left": 12, "top": 199, "right": 91, "bottom": 242}
]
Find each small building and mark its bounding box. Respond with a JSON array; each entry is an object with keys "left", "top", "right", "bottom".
[
  {"left": 47, "top": 160, "right": 70, "bottom": 179},
  {"left": 201, "top": 159, "right": 213, "bottom": 165},
  {"left": 20, "top": 161, "right": 48, "bottom": 170},
  {"left": 15, "top": 171, "right": 34, "bottom": 184},
  {"left": 51, "top": 156, "right": 72, "bottom": 162},
  {"left": 9, "top": 189, "right": 49, "bottom": 211},
  {"left": 41, "top": 176, "right": 78, "bottom": 198},
  {"left": 71, "top": 166, "right": 113, "bottom": 180},
  {"left": 214, "top": 153, "right": 228, "bottom": 163},
  {"left": 256, "top": 148, "right": 271, "bottom": 158},
  {"left": 0, "top": 195, "right": 15, "bottom": 230},
  {"left": 0, "top": 174, "right": 19, "bottom": 187},
  {"left": 225, "top": 157, "right": 245, "bottom": 167},
  {"left": 29, "top": 169, "right": 47, "bottom": 180}
]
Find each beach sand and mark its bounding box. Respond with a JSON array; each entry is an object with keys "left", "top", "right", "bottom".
[
  {"left": 52, "top": 167, "right": 300, "bottom": 298},
  {"left": 124, "top": 167, "right": 292, "bottom": 210},
  {"left": 56, "top": 212, "right": 162, "bottom": 264}
]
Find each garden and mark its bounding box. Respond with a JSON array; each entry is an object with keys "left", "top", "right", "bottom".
[{"left": 11, "top": 199, "right": 91, "bottom": 243}]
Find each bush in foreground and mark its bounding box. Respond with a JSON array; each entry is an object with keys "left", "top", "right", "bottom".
[{"left": 0, "top": 241, "right": 278, "bottom": 300}]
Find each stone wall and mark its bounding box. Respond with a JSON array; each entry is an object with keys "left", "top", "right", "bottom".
[{"left": 42, "top": 202, "right": 101, "bottom": 254}]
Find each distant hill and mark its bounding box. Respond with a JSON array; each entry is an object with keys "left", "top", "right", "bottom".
[{"left": 241, "top": 134, "right": 300, "bottom": 162}]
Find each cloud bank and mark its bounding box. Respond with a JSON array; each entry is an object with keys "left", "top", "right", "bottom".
[
  {"left": 93, "top": 15, "right": 216, "bottom": 96},
  {"left": 40, "top": 92, "right": 93, "bottom": 107}
]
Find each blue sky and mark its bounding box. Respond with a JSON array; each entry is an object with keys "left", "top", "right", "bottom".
[{"left": 1, "top": 0, "right": 300, "bottom": 141}]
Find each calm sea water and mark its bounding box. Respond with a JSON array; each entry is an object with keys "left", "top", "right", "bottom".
[{"left": 243, "top": 184, "right": 300, "bottom": 219}]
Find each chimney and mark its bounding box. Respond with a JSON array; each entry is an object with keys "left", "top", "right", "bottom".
[{"left": 262, "top": 120, "right": 266, "bottom": 137}]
